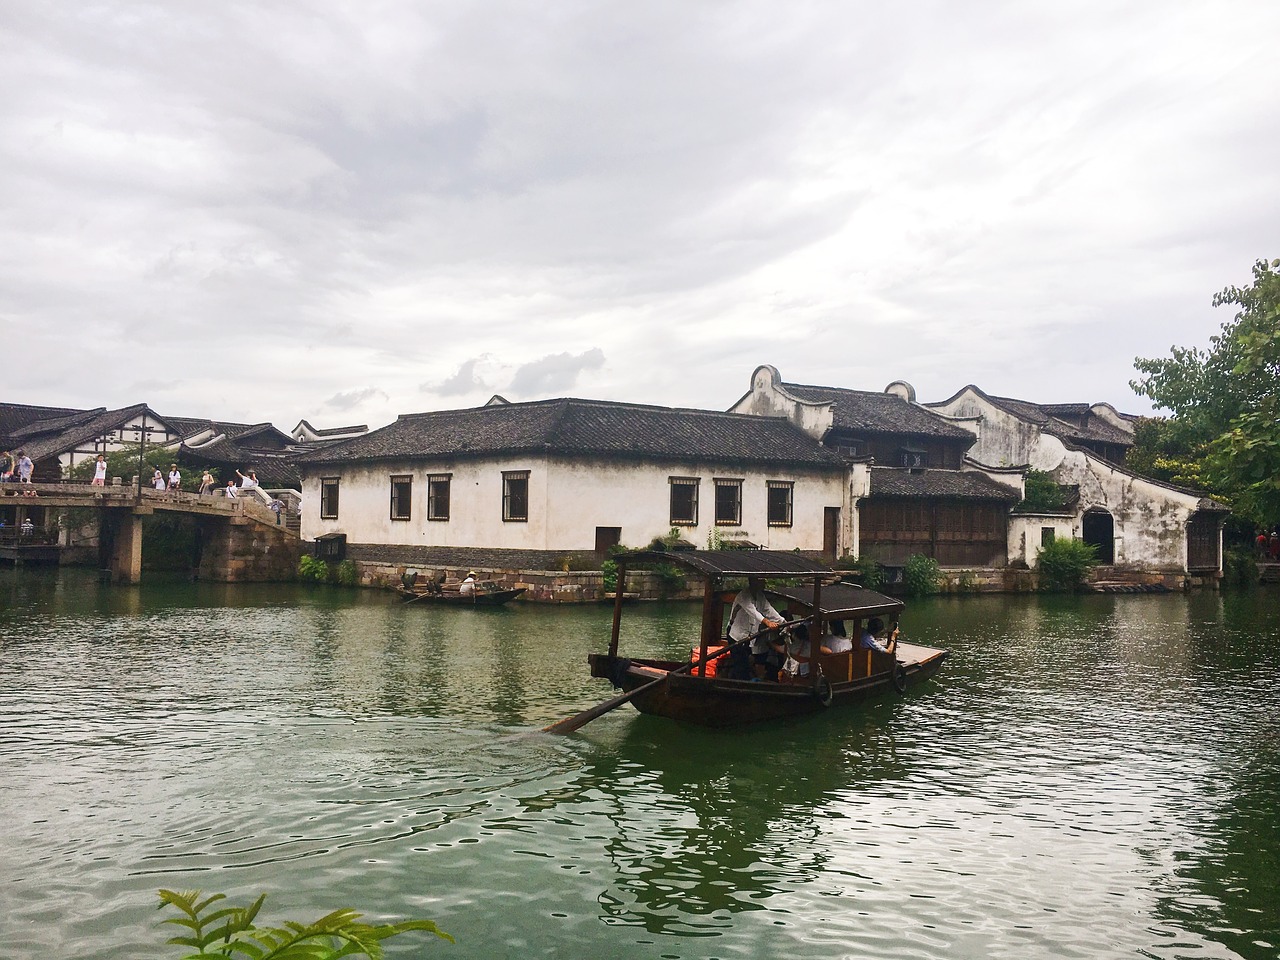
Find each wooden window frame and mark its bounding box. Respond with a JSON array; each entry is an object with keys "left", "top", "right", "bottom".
[
  {"left": 669, "top": 476, "right": 699, "bottom": 526},
  {"left": 427, "top": 474, "right": 451, "bottom": 522},
  {"left": 767, "top": 480, "right": 794, "bottom": 527},
  {"left": 320, "top": 477, "right": 340, "bottom": 519},
  {"left": 390, "top": 475, "right": 412, "bottom": 521},
  {"left": 503, "top": 470, "right": 530, "bottom": 523},
  {"left": 714, "top": 478, "right": 743, "bottom": 526}
]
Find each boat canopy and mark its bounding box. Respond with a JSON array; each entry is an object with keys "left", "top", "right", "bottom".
[
  {"left": 767, "top": 582, "right": 904, "bottom": 618},
  {"left": 615, "top": 549, "right": 833, "bottom": 579}
]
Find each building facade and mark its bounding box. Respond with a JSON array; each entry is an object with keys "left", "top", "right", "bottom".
[{"left": 298, "top": 397, "right": 850, "bottom": 558}]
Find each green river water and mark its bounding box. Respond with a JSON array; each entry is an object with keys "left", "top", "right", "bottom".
[{"left": 1, "top": 567, "right": 1277, "bottom": 960}]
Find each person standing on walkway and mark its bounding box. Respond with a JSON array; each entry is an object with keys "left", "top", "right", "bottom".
[
  {"left": 236, "top": 469, "right": 259, "bottom": 492},
  {"left": 17, "top": 451, "right": 33, "bottom": 483},
  {"left": 152, "top": 469, "right": 166, "bottom": 491},
  {"left": 167, "top": 464, "right": 181, "bottom": 492},
  {"left": 92, "top": 455, "right": 107, "bottom": 487},
  {"left": 199, "top": 470, "right": 214, "bottom": 496}
]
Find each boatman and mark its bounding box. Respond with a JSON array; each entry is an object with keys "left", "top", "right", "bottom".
[
  {"left": 460, "top": 571, "right": 478, "bottom": 596},
  {"left": 728, "top": 577, "right": 785, "bottom": 680}
]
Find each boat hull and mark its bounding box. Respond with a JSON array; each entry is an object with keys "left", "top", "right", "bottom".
[
  {"left": 588, "top": 642, "right": 948, "bottom": 728},
  {"left": 398, "top": 587, "right": 526, "bottom": 606}
]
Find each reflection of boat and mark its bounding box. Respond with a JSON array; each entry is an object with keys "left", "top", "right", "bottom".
[
  {"left": 587, "top": 550, "right": 947, "bottom": 728},
  {"left": 398, "top": 575, "right": 526, "bottom": 606}
]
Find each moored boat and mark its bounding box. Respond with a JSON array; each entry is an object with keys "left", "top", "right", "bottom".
[
  {"left": 582, "top": 550, "right": 947, "bottom": 728},
  {"left": 398, "top": 574, "right": 526, "bottom": 606}
]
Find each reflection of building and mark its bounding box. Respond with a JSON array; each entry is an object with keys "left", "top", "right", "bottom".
[
  {"left": 296, "top": 396, "right": 848, "bottom": 560},
  {"left": 926, "top": 385, "right": 1227, "bottom": 583}
]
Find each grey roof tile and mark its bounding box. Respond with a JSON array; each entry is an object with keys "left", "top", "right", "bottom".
[
  {"left": 780, "top": 383, "right": 976, "bottom": 439},
  {"left": 300, "top": 397, "right": 845, "bottom": 469}
]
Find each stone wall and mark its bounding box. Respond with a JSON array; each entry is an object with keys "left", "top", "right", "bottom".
[{"left": 197, "top": 516, "right": 303, "bottom": 582}]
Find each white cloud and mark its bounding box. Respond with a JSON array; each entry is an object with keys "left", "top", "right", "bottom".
[{"left": 3, "top": 0, "right": 1279, "bottom": 425}]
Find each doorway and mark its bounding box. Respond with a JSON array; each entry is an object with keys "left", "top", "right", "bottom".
[{"left": 1082, "top": 510, "right": 1115, "bottom": 564}]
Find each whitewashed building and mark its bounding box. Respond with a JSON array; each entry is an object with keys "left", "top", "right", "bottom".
[
  {"left": 296, "top": 397, "right": 850, "bottom": 557},
  {"left": 926, "top": 385, "right": 1227, "bottom": 582}
]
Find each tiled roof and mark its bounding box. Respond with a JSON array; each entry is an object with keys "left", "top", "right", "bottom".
[
  {"left": 868, "top": 466, "right": 1021, "bottom": 501},
  {"left": 984, "top": 393, "right": 1134, "bottom": 448},
  {"left": 17, "top": 404, "right": 152, "bottom": 462},
  {"left": 299, "top": 397, "right": 845, "bottom": 469},
  {"left": 780, "top": 382, "right": 975, "bottom": 440}
]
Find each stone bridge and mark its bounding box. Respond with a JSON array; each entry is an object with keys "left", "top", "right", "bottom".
[{"left": 0, "top": 482, "right": 302, "bottom": 583}]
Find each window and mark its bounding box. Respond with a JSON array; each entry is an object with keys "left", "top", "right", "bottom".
[
  {"left": 1041, "top": 527, "right": 1056, "bottom": 548},
  {"left": 714, "top": 478, "right": 742, "bottom": 526},
  {"left": 899, "top": 448, "right": 928, "bottom": 469},
  {"left": 503, "top": 471, "right": 529, "bottom": 522},
  {"left": 767, "top": 481, "right": 793, "bottom": 527},
  {"left": 320, "top": 478, "right": 340, "bottom": 519},
  {"left": 390, "top": 475, "right": 412, "bottom": 520},
  {"left": 428, "top": 474, "right": 451, "bottom": 521},
  {"left": 669, "top": 477, "right": 699, "bottom": 526}
]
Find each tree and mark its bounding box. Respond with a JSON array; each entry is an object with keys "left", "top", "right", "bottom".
[{"left": 1131, "top": 258, "right": 1280, "bottom": 526}]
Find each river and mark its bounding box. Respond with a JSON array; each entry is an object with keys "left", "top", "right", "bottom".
[{"left": 1, "top": 567, "right": 1277, "bottom": 960}]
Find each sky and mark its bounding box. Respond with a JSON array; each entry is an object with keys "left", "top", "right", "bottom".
[{"left": 3, "top": 1, "right": 1277, "bottom": 433}]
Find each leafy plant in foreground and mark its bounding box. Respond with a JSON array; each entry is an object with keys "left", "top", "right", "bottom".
[
  {"left": 902, "top": 554, "right": 942, "bottom": 596},
  {"left": 157, "top": 888, "right": 452, "bottom": 958}
]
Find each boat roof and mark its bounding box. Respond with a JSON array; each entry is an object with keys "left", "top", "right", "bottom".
[
  {"left": 616, "top": 549, "right": 833, "bottom": 578},
  {"left": 767, "top": 582, "right": 904, "bottom": 618}
]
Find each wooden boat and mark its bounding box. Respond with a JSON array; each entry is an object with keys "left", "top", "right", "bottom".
[
  {"left": 398, "top": 574, "right": 526, "bottom": 606},
  {"left": 586, "top": 550, "right": 947, "bottom": 728}
]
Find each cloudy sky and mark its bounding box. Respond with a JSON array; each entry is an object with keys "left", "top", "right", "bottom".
[{"left": 4, "top": 1, "right": 1277, "bottom": 432}]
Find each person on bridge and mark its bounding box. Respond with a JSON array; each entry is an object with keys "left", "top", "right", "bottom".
[
  {"left": 92, "top": 455, "right": 107, "bottom": 487},
  {"left": 225, "top": 480, "right": 238, "bottom": 499},
  {"left": 152, "top": 469, "right": 165, "bottom": 491},
  {"left": 199, "top": 470, "right": 214, "bottom": 496},
  {"left": 168, "top": 465, "right": 181, "bottom": 492},
  {"left": 17, "top": 451, "right": 33, "bottom": 483},
  {"left": 236, "top": 469, "right": 259, "bottom": 492}
]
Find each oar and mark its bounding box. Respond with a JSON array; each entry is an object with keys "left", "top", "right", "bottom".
[{"left": 542, "top": 617, "right": 805, "bottom": 736}]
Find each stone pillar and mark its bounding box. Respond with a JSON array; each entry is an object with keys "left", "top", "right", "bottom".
[{"left": 111, "top": 512, "right": 143, "bottom": 583}]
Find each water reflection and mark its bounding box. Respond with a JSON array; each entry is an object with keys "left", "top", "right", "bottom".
[{"left": 2, "top": 567, "right": 1279, "bottom": 960}]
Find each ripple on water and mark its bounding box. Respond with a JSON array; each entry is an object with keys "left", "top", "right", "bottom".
[{"left": 2, "top": 575, "right": 1279, "bottom": 960}]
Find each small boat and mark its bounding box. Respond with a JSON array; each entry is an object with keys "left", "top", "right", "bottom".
[
  {"left": 584, "top": 550, "right": 948, "bottom": 728},
  {"left": 398, "top": 574, "right": 526, "bottom": 606}
]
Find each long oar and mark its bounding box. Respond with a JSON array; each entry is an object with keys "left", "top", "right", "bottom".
[{"left": 542, "top": 618, "right": 804, "bottom": 736}]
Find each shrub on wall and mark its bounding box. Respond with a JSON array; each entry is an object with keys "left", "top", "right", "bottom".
[
  {"left": 1020, "top": 469, "right": 1070, "bottom": 512},
  {"left": 902, "top": 554, "right": 942, "bottom": 596},
  {"left": 1036, "top": 538, "right": 1098, "bottom": 591},
  {"left": 834, "top": 554, "right": 886, "bottom": 590}
]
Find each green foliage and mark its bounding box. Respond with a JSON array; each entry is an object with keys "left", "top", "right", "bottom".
[
  {"left": 334, "top": 560, "right": 358, "bottom": 587},
  {"left": 1036, "top": 538, "right": 1098, "bottom": 592},
  {"left": 1125, "top": 417, "right": 1209, "bottom": 489},
  {"left": 1221, "top": 548, "right": 1259, "bottom": 590},
  {"left": 901, "top": 554, "right": 941, "bottom": 596},
  {"left": 954, "top": 570, "right": 980, "bottom": 594},
  {"left": 1132, "top": 257, "right": 1280, "bottom": 526},
  {"left": 1018, "top": 470, "right": 1070, "bottom": 512},
  {"left": 298, "top": 555, "right": 328, "bottom": 583},
  {"left": 834, "top": 554, "right": 885, "bottom": 590},
  {"left": 156, "top": 888, "right": 451, "bottom": 958},
  {"left": 601, "top": 559, "right": 618, "bottom": 593},
  {"left": 651, "top": 562, "right": 685, "bottom": 598}
]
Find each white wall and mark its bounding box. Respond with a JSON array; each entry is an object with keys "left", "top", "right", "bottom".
[{"left": 302, "top": 454, "right": 847, "bottom": 553}]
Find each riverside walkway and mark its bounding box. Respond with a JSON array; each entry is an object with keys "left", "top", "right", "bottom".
[{"left": 0, "top": 481, "right": 300, "bottom": 583}]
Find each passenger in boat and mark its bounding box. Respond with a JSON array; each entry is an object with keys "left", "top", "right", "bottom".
[
  {"left": 859, "top": 617, "right": 898, "bottom": 654},
  {"left": 821, "top": 619, "right": 853, "bottom": 655},
  {"left": 459, "top": 571, "right": 478, "bottom": 596},
  {"left": 782, "top": 623, "right": 813, "bottom": 678},
  {"left": 728, "top": 577, "right": 785, "bottom": 680}
]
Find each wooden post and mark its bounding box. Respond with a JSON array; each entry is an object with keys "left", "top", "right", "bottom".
[
  {"left": 810, "top": 574, "right": 824, "bottom": 692},
  {"left": 697, "top": 575, "right": 717, "bottom": 676},
  {"left": 607, "top": 559, "right": 626, "bottom": 659}
]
